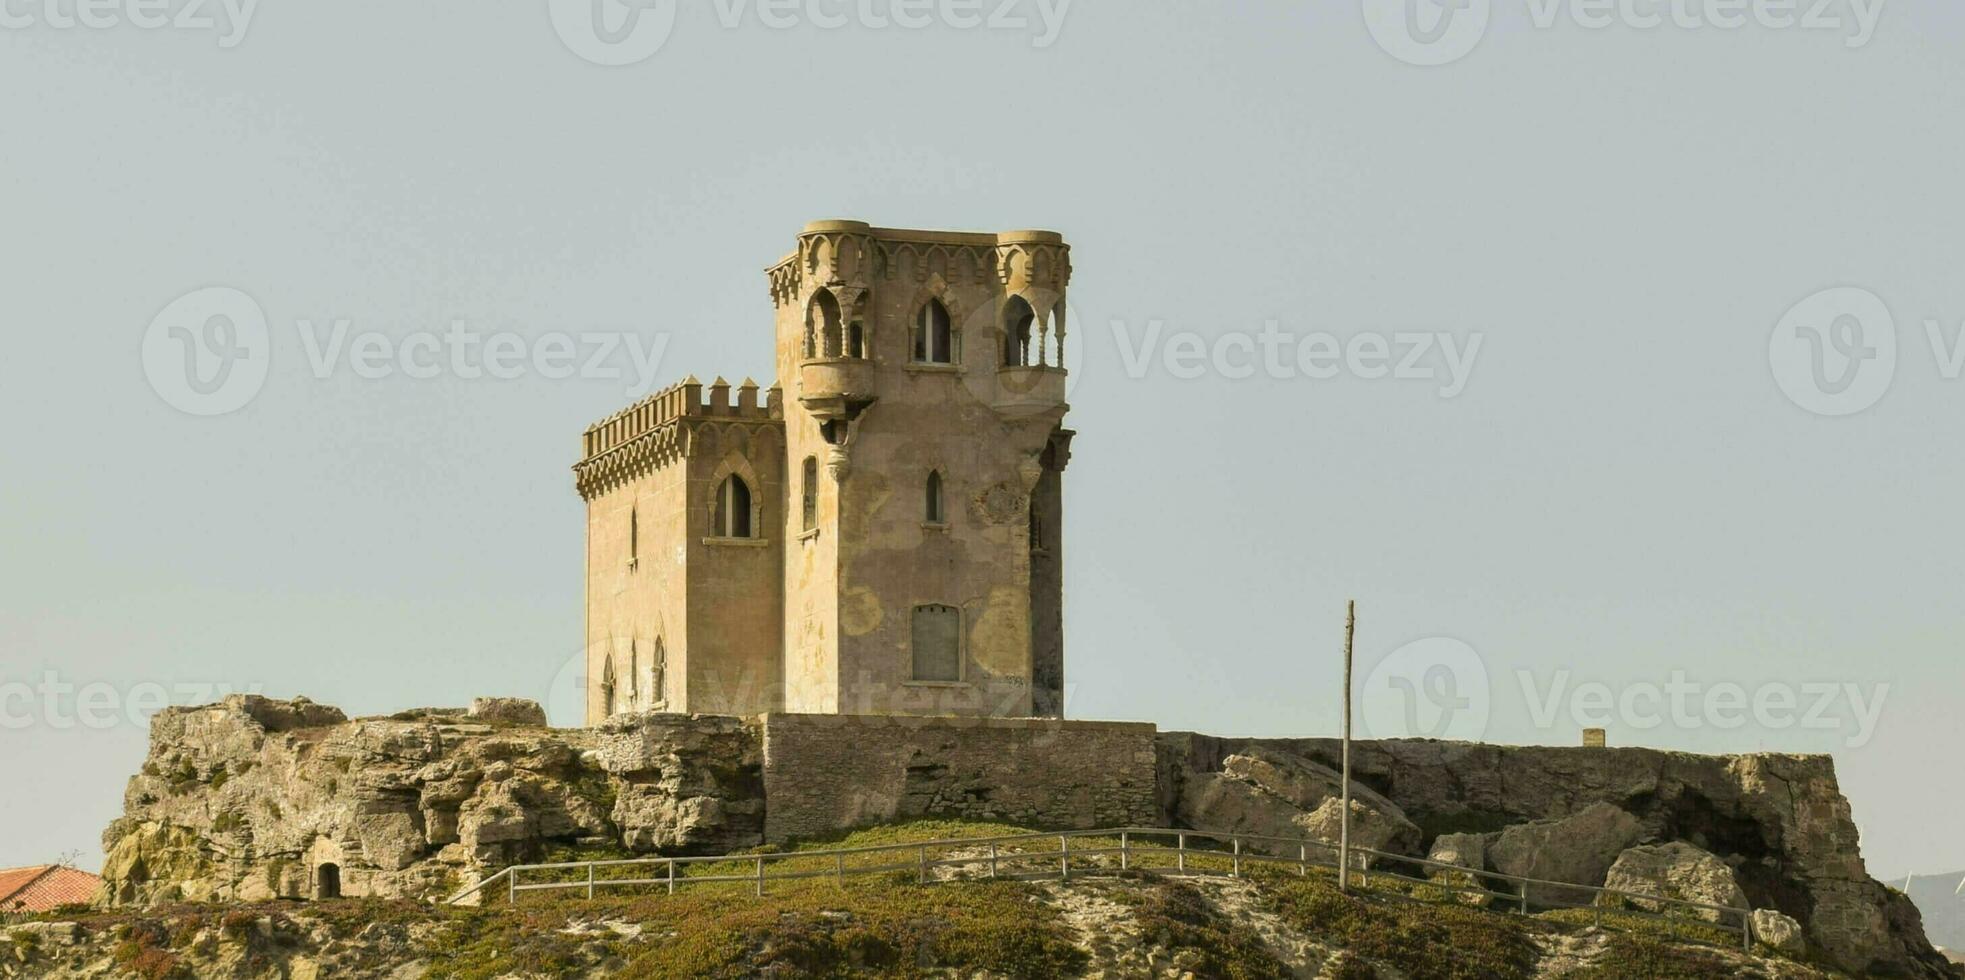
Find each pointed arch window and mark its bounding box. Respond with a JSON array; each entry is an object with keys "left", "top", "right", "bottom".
[
  {"left": 714, "top": 474, "right": 754, "bottom": 538},
  {"left": 925, "top": 470, "right": 945, "bottom": 524},
  {"left": 601, "top": 656, "right": 619, "bottom": 716},
  {"left": 802, "top": 456, "right": 818, "bottom": 531},
  {"left": 1003, "top": 296, "right": 1035, "bottom": 367},
  {"left": 628, "top": 507, "right": 639, "bottom": 568},
  {"left": 913, "top": 299, "right": 954, "bottom": 364},
  {"left": 806, "top": 291, "right": 842, "bottom": 358},
  {"left": 651, "top": 637, "right": 666, "bottom": 706}
]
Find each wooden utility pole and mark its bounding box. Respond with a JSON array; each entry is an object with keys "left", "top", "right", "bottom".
[{"left": 1339, "top": 599, "right": 1355, "bottom": 893}]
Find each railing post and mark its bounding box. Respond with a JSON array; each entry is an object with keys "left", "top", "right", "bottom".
[
  {"left": 667, "top": 858, "right": 675, "bottom": 896},
  {"left": 919, "top": 845, "right": 928, "bottom": 884},
  {"left": 1232, "top": 838, "right": 1242, "bottom": 878},
  {"left": 1519, "top": 887, "right": 1528, "bottom": 914},
  {"left": 1060, "top": 836, "right": 1069, "bottom": 882},
  {"left": 1120, "top": 832, "right": 1129, "bottom": 871},
  {"left": 1743, "top": 907, "right": 1753, "bottom": 952},
  {"left": 508, "top": 868, "right": 517, "bottom": 905},
  {"left": 756, "top": 856, "right": 765, "bottom": 897},
  {"left": 989, "top": 842, "right": 999, "bottom": 880},
  {"left": 1177, "top": 833, "right": 1186, "bottom": 873},
  {"left": 1299, "top": 843, "right": 1307, "bottom": 877},
  {"left": 586, "top": 863, "right": 595, "bottom": 900},
  {"left": 835, "top": 853, "right": 844, "bottom": 888}
]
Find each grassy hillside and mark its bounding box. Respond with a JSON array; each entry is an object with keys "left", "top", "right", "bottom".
[{"left": 5, "top": 820, "right": 1843, "bottom": 979}]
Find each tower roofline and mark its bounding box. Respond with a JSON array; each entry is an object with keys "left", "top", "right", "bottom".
[{"left": 768, "top": 220, "right": 1067, "bottom": 271}]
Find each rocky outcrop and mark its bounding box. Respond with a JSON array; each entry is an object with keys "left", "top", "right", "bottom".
[
  {"left": 467, "top": 696, "right": 548, "bottom": 727},
  {"left": 1603, "top": 841, "right": 1749, "bottom": 923},
  {"left": 100, "top": 696, "right": 762, "bottom": 906},
  {"left": 1159, "top": 733, "right": 1954, "bottom": 979},
  {"left": 1173, "top": 746, "right": 1420, "bottom": 861},
  {"left": 1756, "top": 908, "right": 1809, "bottom": 957},
  {"left": 1488, "top": 803, "right": 1644, "bottom": 906}
]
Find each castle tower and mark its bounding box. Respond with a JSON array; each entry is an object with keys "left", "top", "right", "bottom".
[
  {"left": 576, "top": 219, "right": 1071, "bottom": 724},
  {"left": 769, "top": 221, "right": 1073, "bottom": 717}
]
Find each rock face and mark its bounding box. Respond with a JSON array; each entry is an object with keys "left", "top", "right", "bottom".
[
  {"left": 1158, "top": 733, "right": 1954, "bottom": 979},
  {"left": 467, "top": 697, "right": 548, "bottom": 727},
  {"left": 96, "top": 699, "right": 1949, "bottom": 980},
  {"left": 1603, "top": 841, "right": 1748, "bottom": 923},
  {"left": 1173, "top": 746, "right": 1420, "bottom": 861},
  {"left": 100, "top": 696, "right": 762, "bottom": 906},
  {"left": 1488, "top": 803, "right": 1644, "bottom": 906}
]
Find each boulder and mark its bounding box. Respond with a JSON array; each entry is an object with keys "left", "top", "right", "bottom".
[
  {"left": 467, "top": 697, "right": 548, "bottom": 727},
  {"left": 1487, "top": 803, "right": 1643, "bottom": 907},
  {"left": 1176, "top": 746, "right": 1421, "bottom": 861},
  {"left": 1427, "top": 832, "right": 1493, "bottom": 906},
  {"left": 1754, "top": 908, "right": 1807, "bottom": 957},
  {"left": 1602, "top": 841, "right": 1747, "bottom": 923}
]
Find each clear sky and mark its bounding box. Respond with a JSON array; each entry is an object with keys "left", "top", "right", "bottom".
[{"left": 3, "top": 1, "right": 1961, "bottom": 880}]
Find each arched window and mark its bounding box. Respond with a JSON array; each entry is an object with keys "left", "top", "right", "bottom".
[
  {"left": 628, "top": 640, "right": 640, "bottom": 706},
  {"left": 628, "top": 507, "right": 638, "bottom": 566},
  {"left": 847, "top": 320, "right": 865, "bottom": 359},
  {"left": 911, "top": 604, "right": 962, "bottom": 682},
  {"left": 807, "top": 291, "right": 842, "bottom": 358},
  {"left": 601, "top": 656, "right": 618, "bottom": 716},
  {"left": 651, "top": 637, "right": 666, "bottom": 706},
  {"left": 925, "top": 470, "right": 945, "bottom": 524},
  {"left": 714, "top": 474, "right": 754, "bottom": 538},
  {"left": 913, "top": 299, "right": 953, "bottom": 364},
  {"left": 802, "top": 456, "right": 818, "bottom": 531},
  {"left": 1003, "top": 296, "right": 1035, "bottom": 367}
]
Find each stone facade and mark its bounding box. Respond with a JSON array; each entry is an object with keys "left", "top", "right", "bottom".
[
  {"left": 575, "top": 220, "right": 1074, "bottom": 723},
  {"left": 758, "top": 713, "right": 1158, "bottom": 843}
]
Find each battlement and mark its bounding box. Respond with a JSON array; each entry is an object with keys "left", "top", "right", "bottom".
[
  {"left": 767, "top": 219, "right": 1072, "bottom": 308},
  {"left": 573, "top": 376, "right": 782, "bottom": 500}
]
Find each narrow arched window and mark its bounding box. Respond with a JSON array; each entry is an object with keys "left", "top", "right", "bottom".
[
  {"left": 1003, "top": 296, "right": 1035, "bottom": 366},
  {"left": 802, "top": 456, "right": 818, "bottom": 531},
  {"left": 925, "top": 470, "right": 945, "bottom": 524},
  {"left": 807, "top": 291, "right": 842, "bottom": 358},
  {"left": 628, "top": 640, "right": 639, "bottom": 705},
  {"left": 651, "top": 638, "right": 666, "bottom": 705},
  {"left": 714, "top": 474, "right": 754, "bottom": 538},
  {"left": 913, "top": 300, "right": 953, "bottom": 364},
  {"left": 847, "top": 320, "right": 865, "bottom": 359},
  {"left": 628, "top": 507, "right": 638, "bottom": 566},
  {"left": 601, "top": 656, "right": 618, "bottom": 716}
]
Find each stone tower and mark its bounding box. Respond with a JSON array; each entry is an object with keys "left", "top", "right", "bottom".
[{"left": 575, "top": 220, "right": 1072, "bottom": 723}]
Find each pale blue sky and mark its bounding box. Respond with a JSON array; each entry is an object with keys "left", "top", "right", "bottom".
[{"left": 3, "top": 2, "right": 1962, "bottom": 878}]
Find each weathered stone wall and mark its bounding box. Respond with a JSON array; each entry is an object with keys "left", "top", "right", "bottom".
[
  {"left": 759, "top": 712, "right": 1158, "bottom": 843},
  {"left": 1158, "top": 732, "right": 1952, "bottom": 979}
]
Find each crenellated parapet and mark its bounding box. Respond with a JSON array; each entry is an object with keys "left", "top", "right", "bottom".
[
  {"left": 574, "top": 376, "right": 783, "bottom": 499},
  {"left": 766, "top": 221, "right": 1072, "bottom": 308}
]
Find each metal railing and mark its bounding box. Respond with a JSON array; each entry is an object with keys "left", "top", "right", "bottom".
[{"left": 445, "top": 826, "right": 1756, "bottom": 951}]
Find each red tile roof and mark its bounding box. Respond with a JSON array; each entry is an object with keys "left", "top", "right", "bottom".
[{"left": 0, "top": 866, "right": 102, "bottom": 913}]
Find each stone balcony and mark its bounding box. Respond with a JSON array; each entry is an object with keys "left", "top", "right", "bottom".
[
  {"left": 992, "top": 365, "right": 1067, "bottom": 415},
  {"left": 798, "top": 356, "right": 877, "bottom": 420}
]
